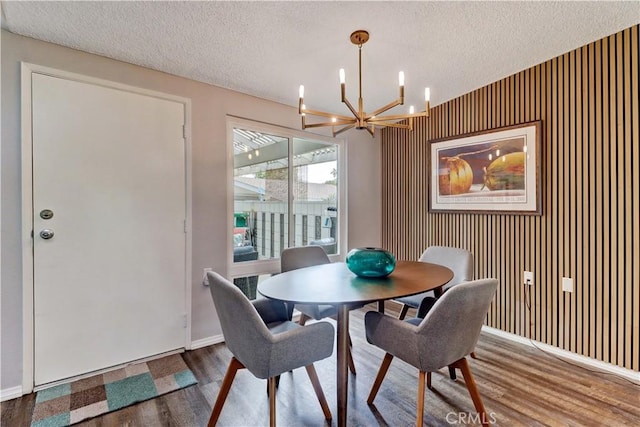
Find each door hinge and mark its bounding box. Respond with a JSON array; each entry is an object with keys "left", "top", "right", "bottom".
[
  {"left": 183, "top": 220, "right": 188, "bottom": 233},
  {"left": 183, "top": 314, "right": 188, "bottom": 328}
]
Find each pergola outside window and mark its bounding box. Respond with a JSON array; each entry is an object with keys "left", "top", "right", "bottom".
[{"left": 227, "top": 118, "right": 345, "bottom": 299}]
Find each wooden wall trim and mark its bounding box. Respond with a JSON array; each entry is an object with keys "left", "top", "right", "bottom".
[{"left": 381, "top": 25, "right": 639, "bottom": 371}]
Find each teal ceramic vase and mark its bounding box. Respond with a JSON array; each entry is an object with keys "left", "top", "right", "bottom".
[{"left": 346, "top": 247, "right": 396, "bottom": 278}]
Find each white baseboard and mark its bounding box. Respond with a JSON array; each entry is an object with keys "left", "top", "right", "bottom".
[
  {"left": 482, "top": 326, "right": 640, "bottom": 383},
  {"left": 0, "top": 386, "right": 23, "bottom": 402},
  {"left": 191, "top": 334, "right": 225, "bottom": 350}
]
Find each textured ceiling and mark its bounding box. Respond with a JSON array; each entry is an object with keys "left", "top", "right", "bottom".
[{"left": 2, "top": 1, "right": 639, "bottom": 119}]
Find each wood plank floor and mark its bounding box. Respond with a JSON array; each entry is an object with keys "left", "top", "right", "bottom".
[{"left": 3, "top": 304, "right": 639, "bottom": 426}]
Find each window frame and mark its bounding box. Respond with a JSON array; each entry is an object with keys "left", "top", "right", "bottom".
[{"left": 226, "top": 116, "right": 347, "bottom": 280}]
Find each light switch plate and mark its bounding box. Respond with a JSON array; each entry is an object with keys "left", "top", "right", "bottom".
[{"left": 202, "top": 268, "right": 213, "bottom": 286}]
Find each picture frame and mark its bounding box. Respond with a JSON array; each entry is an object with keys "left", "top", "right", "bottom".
[{"left": 429, "top": 121, "right": 542, "bottom": 215}]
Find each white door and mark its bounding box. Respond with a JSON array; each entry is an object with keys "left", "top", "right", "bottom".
[{"left": 32, "top": 73, "right": 187, "bottom": 386}]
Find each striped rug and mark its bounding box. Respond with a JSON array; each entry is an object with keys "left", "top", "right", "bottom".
[{"left": 30, "top": 354, "right": 197, "bottom": 427}]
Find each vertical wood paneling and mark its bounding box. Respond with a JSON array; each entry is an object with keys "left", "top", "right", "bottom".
[
  {"left": 631, "top": 25, "right": 639, "bottom": 372},
  {"left": 544, "top": 58, "right": 552, "bottom": 346},
  {"left": 380, "top": 25, "right": 639, "bottom": 371},
  {"left": 568, "top": 49, "right": 577, "bottom": 354},
  {"left": 587, "top": 41, "right": 597, "bottom": 360},
  {"left": 600, "top": 37, "right": 615, "bottom": 362},
  {"left": 551, "top": 55, "right": 559, "bottom": 348},
  {"left": 594, "top": 39, "right": 604, "bottom": 362},
  {"left": 615, "top": 30, "right": 625, "bottom": 366}
]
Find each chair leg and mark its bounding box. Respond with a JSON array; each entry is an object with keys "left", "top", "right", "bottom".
[
  {"left": 416, "top": 371, "right": 426, "bottom": 427},
  {"left": 367, "top": 353, "right": 394, "bottom": 404},
  {"left": 347, "top": 344, "right": 357, "bottom": 375},
  {"left": 266, "top": 375, "right": 281, "bottom": 395},
  {"left": 470, "top": 351, "right": 477, "bottom": 359},
  {"left": 398, "top": 304, "right": 410, "bottom": 320},
  {"left": 208, "top": 357, "right": 244, "bottom": 427},
  {"left": 305, "top": 364, "right": 332, "bottom": 420},
  {"left": 452, "top": 358, "right": 489, "bottom": 427},
  {"left": 298, "top": 313, "right": 309, "bottom": 326},
  {"left": 448, "top": 366, "right": 457, "bottom": 380},
  {"left": 426, "top": 372, "right": 432, "bottom": 389},
  {"left": 268, "top": 377, "right": 277, "bottom": 427}
]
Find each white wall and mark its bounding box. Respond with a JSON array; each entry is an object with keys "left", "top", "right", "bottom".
[{"left": 0, "top": 31, "right": 381, "bottom": 392}]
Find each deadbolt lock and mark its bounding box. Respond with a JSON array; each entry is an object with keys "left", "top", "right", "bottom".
[{"left": 40, "top": 209, "right": 54, "bottom": 220}]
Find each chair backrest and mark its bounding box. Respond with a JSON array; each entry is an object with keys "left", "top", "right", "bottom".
[
  {"left": 419, "top": 246, "right": 474, "bottom": 290},
  {"left": 207, "top": 271, "right": 275, "bottom": 377},
  {"left": 417, "top": 278, "right": 498, "bottom": 371},
  {"left": 281, "top": 246, "right": 330, "bottom": 272}
]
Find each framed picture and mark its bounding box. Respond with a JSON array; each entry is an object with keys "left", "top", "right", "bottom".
[{"left": 429, "top": 121, "right": 542, "bottom": 214}]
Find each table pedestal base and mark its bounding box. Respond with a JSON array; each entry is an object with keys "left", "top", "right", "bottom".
[{"left": 336, "top": 304, "right": 349, "bottom": 427}]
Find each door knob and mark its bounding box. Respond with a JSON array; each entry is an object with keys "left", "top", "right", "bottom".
[{"left": 40, "top": 229, "right": 55, "bottom": 240}]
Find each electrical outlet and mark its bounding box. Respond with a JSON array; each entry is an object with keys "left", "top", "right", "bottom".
[
  {"left": 524, "top": 271, "right": 534, "bottom": 286},
  {"left": 562, "top": 277, "right": 573, "bottom": 292},
  {"left": 202, "top": 268, "right": 213, "bottom": 286}
]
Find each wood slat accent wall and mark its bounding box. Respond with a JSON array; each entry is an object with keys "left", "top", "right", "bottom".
[{"left": 381, "top": 25, "right": 639, "bottom": 371}]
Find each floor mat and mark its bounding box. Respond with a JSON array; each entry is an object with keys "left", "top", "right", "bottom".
[{"left": 30, "top": 353, "right": 197, "bottom": 426}]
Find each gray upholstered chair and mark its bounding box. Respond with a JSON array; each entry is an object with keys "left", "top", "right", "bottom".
[
  {"left": 207, "top": 271, "right": 334, "bottom": 427},
  {"left": 394, "top": 246, "right": 474, "bottom": 320},
  {"left": 365, "top": 278, "right": 498, "bottom": 427},
  {"left": 401, "top": 246, "right": 475, "bottom": 380},
  {"left": 281, "top": 246, "right": 357, "bottom": 374}
]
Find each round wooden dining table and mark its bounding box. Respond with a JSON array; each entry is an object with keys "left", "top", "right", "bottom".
[{"left": 258, "top": 260, "right": 453, "bottom": 427}]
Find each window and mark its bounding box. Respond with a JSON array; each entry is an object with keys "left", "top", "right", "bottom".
[{"left": 228, "top": 118, "right": 344, "bottom": 297}]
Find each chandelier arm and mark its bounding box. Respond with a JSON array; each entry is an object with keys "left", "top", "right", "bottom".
[
  {"left": 368, "top": 111, "right": 428, "bottom": 122},
  {"left": 303, "top": 119, "right": 356, "bottom": 129},
  {"left": 333, "top": 123, "right": 357, "bottom": 136},
  {"left": 366, "top": 99, "right": 404, "bottom": 119},
  {"left": 364, "top": 125, "right": 375, "bottom": 137},
  {"left": 370, "top": 121, "right": 412, "bottom": 130},
  {"left": 301, "top": 108, "right": 355, "bottom": 122},
  {"left": 341, "top": 97, "right": 360, "bottom": 119}
]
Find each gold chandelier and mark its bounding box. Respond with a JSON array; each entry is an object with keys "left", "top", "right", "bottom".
[{"left": 298, "top": 30, "right": 430, "bottom": 137}]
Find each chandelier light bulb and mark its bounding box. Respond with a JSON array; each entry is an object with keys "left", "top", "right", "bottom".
[
  {"left": 399, "top": 71, "right": 405, "bottom": 87},
  {"left": 425, "top": 87, "right": 430, "bottom": 101},
  {"left": 339, "top": 69, "right": 346, "bottom": 84},
  {"left": 409, "top": 105, "right": 415, "bottom": 114},
  {"left": 332, "top": 117, "right": 337, "bottom": 123},
  {"left": 299, "top": 85, "right": 305, "bottom": 98}
]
